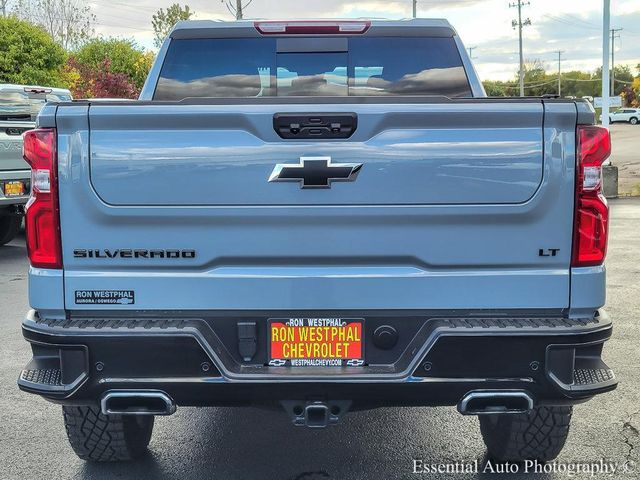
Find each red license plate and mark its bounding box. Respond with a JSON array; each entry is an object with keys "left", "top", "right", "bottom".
[{"left": 269, "top": 318, "right": 364, "bottom": 367}]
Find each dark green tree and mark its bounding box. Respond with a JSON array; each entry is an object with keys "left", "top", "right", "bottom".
[
  {"left": 521, "top": 59, "right": 556, "bottom": 97},
  {"left": 558, "top": 71, "right": 599, "bottom": 98},
  {"left": 0, "top": 16, "right": 66, "bottom": 85},
  {"left": 482, "top": 81, "right": 512, "bottom": 97},
  {"left": 594, "top": 65, "right": 634, "bottom": 95}
]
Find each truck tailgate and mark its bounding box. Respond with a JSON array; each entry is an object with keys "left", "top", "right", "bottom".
[
  {"left": 88, "top": 103, "right": 543, "bottom": 206},
  {"left": 57, "top": 100, "right": 577, "bottom": 311},
  {"left": 0, "top": 121, "right": 32, "bottom": 171}
]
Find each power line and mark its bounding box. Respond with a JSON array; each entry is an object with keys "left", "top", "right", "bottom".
[
  {"left": 556, "top": 13, "right": 599, "bottom": 29},
  {"left": 523, "top": 79, "right": 559, "bottom": 88},
  {"left": 93, "top": 0, "right": 158, "bottom": 13},
  {"left": 545, "top": 13, "right": 600, "bottom": 30},
  {"left": 94, "top": 0, "right": 158, "bottom": 13},
  {"left": 620, "top": 25, "right": 640, "bottom": 37},
  {"left": 541, "top": 14, "right": 599, "bottom": 31},
  {"left": 562, "top": 78, "right": 600, "bottom": 82},
  {"left": 94, "top": 11, "right": 155, "bottom": 30},
  {"left": 94, "top": 22, "right": 154, "bottom": 32},
  {"left": 510, "top": 0, "right": 531, "bottom": 97}
]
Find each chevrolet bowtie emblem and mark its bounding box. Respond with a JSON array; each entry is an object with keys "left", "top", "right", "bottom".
[{"left": 268, "top": 156, "right": 363, "bottom": 189}]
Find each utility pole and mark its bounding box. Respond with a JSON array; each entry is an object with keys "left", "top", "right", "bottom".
[
  {"left": 602, "top": 1, "right": 610, "bottom": 127},
  {"left": 555, "top": 50, "right": 564, "bottom": 97},
  {"left": 610, "top": 28, "right": 622, "bottom": 96},
  {"left": 235, "top": 0, "right": 243, "bottom": 20},
  {"left": 222, "top": 0, "right": 250, "bottom": 20},
  {"left": 510, "top": 1, "right": 531, "bottom": 97},
  {"left": 412, "top": 0, "right": 417, "bottom": 18},
  {"left": 468, "top": 46, "right": 477, "bottom": 60}
]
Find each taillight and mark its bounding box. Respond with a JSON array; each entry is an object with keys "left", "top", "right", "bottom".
[
  {"left": 254, "top": 21, "right": 371, "bottom": 35},
  {"left": 22, "top": 128, "right": 62, "bottom": 269},
  {"left": 572, "top": 125, "right": 611, "bottom": 267}
]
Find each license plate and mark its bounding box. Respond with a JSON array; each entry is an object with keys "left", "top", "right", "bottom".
[
  {"left": 3, "top": 181, "right": 25, "bottom": 197},
  {"left": 269, "top": 318, "right": 364, "bottom": 367}
]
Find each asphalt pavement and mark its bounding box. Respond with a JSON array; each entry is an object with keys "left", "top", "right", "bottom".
[
  {"left": 610, "top": 124, "right": 640, "bottom": 196},
  {"left": 0, "top": 199, "right": 639, "bottom": 480}
]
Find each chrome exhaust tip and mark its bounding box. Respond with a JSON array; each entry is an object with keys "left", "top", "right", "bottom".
[
  {"left": 100, "top": 390, "right": 176, "bottom": 416},
  {"left": 458, "top": 390, "right": 533, "bottom": 416}
]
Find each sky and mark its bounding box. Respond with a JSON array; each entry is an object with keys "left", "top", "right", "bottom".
[{"left": 88, "top": 0, "right": 640, "bottom": 81}]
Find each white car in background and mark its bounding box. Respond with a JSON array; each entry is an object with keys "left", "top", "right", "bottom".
[{"left": 600, "top": 108, "right": 640, "bottom": 125}]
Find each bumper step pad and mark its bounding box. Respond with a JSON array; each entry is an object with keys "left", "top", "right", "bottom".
[
  {"left": 18, "top": 342, "right": 88, "bottom": 396},
  {"left": 547, "top": 342, "right": 617, "bottom": 396},
  {"left": 20, "top": 368, "right": 62, "bottom": 386},
  {"left": 573, "top": 368, "right": 615, "bottom": 386}
]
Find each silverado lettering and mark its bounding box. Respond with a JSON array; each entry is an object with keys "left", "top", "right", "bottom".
[
  {"left": 0, "top": 141, "right": 22, "bottom": 151},
  {"left": 73, "top": 249, "right": 196, "bottom": 259}
]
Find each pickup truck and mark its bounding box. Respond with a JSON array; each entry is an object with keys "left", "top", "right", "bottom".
[
  {"left": 0, "top": 84, "right": 71, "bottom": 245},
  {"left": 18, "top": 19, "right": 617, "bottom": 463}
]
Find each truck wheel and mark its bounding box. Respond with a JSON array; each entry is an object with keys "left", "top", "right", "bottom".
[
  {"left": 479, "top": 406, "right": 572, "bottom": 462},
  {"left": 0, "top": 215, "right": 21, "bottom": 246},
  {"left": 630, "top": 117, "right": 638, "bottom": 125},
  {"left": 62, "top": 406, "right": 154, "bottom": 461}
]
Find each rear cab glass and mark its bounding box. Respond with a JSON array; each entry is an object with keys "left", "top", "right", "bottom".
[
  {"left": 154, "top": 37, "right": 472, "bottom": 100},
  {"left": 0, "top": 90, "right": 72, "bottom": 121}
]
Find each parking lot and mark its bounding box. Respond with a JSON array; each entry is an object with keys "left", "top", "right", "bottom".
[
  {"left": 0, "top": 197, "right": 637, "bottom": 479},
  {"left": 611, "top": 124, "right": 640, "bottom": 196}
]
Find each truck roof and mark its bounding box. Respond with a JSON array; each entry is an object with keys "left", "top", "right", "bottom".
[{"left": 169, "top": 18, "right": 457, "bottom": 39}]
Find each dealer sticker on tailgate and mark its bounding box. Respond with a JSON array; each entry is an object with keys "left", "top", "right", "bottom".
[
  {"left": 75, "top": 290, "right": 135, "bottom": 305},
  {"left": 269, "top": 318, "right": 364, "bottom": 367}
]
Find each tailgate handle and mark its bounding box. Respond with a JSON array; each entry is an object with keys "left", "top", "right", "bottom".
[
  {"left": 273, "top": 113, "right": 357, "bottom": 139},
  {"left": 6, "top": 127, "right": 27, "bottom": 136}
]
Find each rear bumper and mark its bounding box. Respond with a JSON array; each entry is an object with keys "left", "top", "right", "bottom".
[{"left": 19, "top": 309, "right": 617, "bottom": 409}]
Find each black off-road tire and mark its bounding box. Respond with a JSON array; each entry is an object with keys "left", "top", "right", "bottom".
[
  {"left": 62, "top": 406, "right": 154, "bottom": 461},
  {"left": 479, "top": 406, "right": 572, "bottom": 462},
  {"left": 0, "top": 215, "right": 21, "bottom": 246}
]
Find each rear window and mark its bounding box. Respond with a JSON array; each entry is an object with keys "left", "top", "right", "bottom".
[
  {"left": 154, "top": 37, "right": 472, "bottom": 100},
  {"left": 0, "top": 90, "right": 72, "bottom": 121}
]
